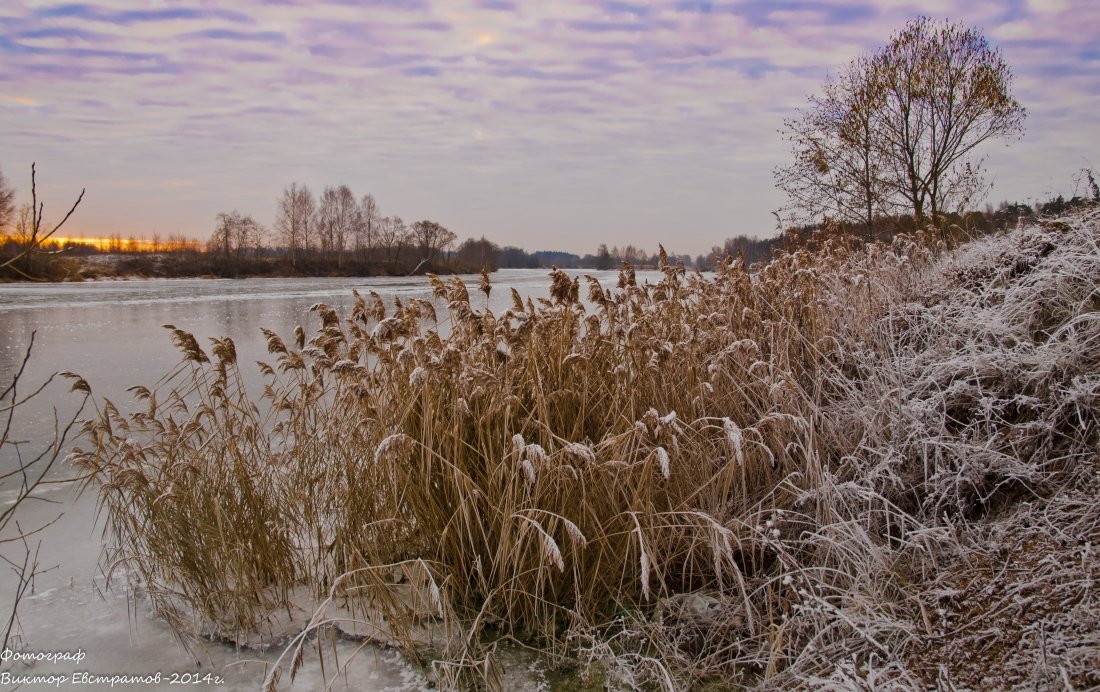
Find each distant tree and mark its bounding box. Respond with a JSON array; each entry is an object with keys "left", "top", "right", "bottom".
[
  {"left": 238, "top": 216, "right": 264, "bottom": 259},
  {"left": 209, "top": 210, "right": 262, "bottom": 262},
  {"left": 332, "top": 186, "right": 356, "bottom": 266},
  {"left": 721, "top": 234, "right": 776, "bottom": 265},
  {"left": 704, "top": 245, "right": 726, "bottom": 270},
  {"left": 595, "top": 243, "right": 612, "bottom": 270},
  {"left": 210, "top": 213, "right": 232, "bottom": 257},
  {"left": 994, "top": 201, "right": 1035, "bottom": 227},
  {"left": 776, "top": 17, "right": 1026, "bottom": 228},
  {"left": 456, "top": 236, "right": 500, "bottom": 271},
  {"left": 274, "top": 183, "right": 315, "bottom": 268},
  {"left": 499, "top": 246, "right": 540, "bottom": 268},
  {"left": 411, "top": 220, "right": 457, "bottom": 266},
  {"left": 316, "top": 185, "right": 357, "bottom": 267},
  {"left": 379, "top": 215, "right": 409, "bottom": 266},
  {"left": 0, "top": 165, "right": 15, "bottom": 232},
  {"left": 12, "top": 204, "right": 33, "bottom": 244},
  {"left": 171, "top": 234, "right": 200, "bottom": 253},
  {"left": 357, "top": 193, "right": 379, "bottom": 262},
  {"left": 315, "top": 189, "right": 335, "bottom": 258},
  {"left": 533, "top": 250, "right": 581, "bottom": 268}
]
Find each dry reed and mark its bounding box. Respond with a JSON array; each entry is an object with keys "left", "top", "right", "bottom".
[{"left": 72, "top": 210, "right": 1100, "bottom": 689}]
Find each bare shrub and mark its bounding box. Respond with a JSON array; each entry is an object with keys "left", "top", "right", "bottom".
[{"left": 1, "top": 334, "right": 90, "bottom": 654}]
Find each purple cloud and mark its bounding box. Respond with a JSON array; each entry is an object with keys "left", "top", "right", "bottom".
[
  {"left": 178, "top": 29, "right": 287, "bottom": 43},
  {"left": 564, "top": 18, "right": 680, "bottom": 33},
  {"left": 35, "top": 4, "right": 253, "bottom": 25},
  {"left": 0, "top": 0, "right": 1093, "bottom": 255},
  {"left": 475, "top": 0, "right": 517, "bottom": 10},
  {"left": 14, "top": 26, "right": 112, "bottom": 41},
  {"left": 590, "top": 1, "right": 652, "bottom": 16},
  {"left": 322, "top": 0, "right": 432, "bottom": 8}
]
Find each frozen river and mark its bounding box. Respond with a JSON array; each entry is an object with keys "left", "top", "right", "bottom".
[{"left": 0, "top": 269, "right": 635, "bottom": 691}]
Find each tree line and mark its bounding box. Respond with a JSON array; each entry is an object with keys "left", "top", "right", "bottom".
[
  {"left": 205, "top": 183, "right": 479, "bottom": 276},
  {"left": 0, "top": 171, "right": 550, "bottom": 279},
  {"left": 0, "top": 169, "right": 706, "bottom": 280},
  {"left": 697, "top": 187, "right": 1100, "bottom": 272}
]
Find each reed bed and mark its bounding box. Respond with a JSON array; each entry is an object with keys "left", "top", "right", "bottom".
[{"left": 72, "top": 210, "right": 1100, "bottom": 689}]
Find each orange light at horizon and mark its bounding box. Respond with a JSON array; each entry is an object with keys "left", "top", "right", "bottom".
[
  {"left": 2, "top": 235, "right": 203, "bottom": 253},
  {"left": 52, "top": 236, "right": 119, "bottom": 251}
]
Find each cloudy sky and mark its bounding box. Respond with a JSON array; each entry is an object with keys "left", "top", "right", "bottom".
[{"left": 1, "top": 0, "right": 1097, "bottom": 255}]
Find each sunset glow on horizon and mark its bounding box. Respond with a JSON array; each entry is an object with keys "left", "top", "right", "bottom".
[{"left": 2, "top": 235, "right": 202, "bottom": 253}]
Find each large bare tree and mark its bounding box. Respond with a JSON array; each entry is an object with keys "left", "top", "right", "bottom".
[
  {"left": 776, "top": 17, "right": 1025, "bottom": 228},
  {"left": 875, "top": 17, "right": 1026, "bottom": 222}
]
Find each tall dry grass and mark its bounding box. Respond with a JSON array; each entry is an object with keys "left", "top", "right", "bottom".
[{"left": 72, "top": 210, "right": 1100, "bottom": 689}]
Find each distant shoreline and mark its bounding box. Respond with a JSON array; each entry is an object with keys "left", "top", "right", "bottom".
[{"left": 0, "top": 252, "right": 526, "bottom": 283}]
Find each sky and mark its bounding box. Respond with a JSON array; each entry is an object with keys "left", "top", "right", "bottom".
[{"left": 1, "top": 0, "right": 1097, "bottom": 256}]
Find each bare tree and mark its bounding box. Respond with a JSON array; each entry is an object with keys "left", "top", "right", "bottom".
[
  {"left": 595, "top": 243, "right": 612, "bottom": 270},
  {"left": 209, "top": 211, "right": 262, "bottom": 262},
  {"left": 776, "top": 54, "right": 891, "bottom": 233},
  {"left": 378, "top": 215, "right": 409, "bottom": 267},
  {"left": 875, "top": 18, "right": 1025, "bottom": 222},
  {"left": 237, "top": 215, "right": 264, "bottom": 259},
  {"left": 315, "top": 185, "right": 357, "bottom": 267},
  {"left": 357, "top": 193, "right": 379, "bottom": 263},
  {"left": 274, "top": 183, "right": 315, "bottom": 268},
  {"left": 210, "top": 212, "right": 234, "bottom": 258},
  {"left": 411, "top": 220, "right": 456, "bottom": 267},
  {"left": 315, "top": 188, "right": 336, "bottom": 259},
  {"left": 12, "top": 204, "right": 33, "bottom": 244},
  {"left": 775, "top": 17, "right": 1025, "bottom": 228},
  {"left": 332, "top": 186, "right": 356, "bottom": 267}
]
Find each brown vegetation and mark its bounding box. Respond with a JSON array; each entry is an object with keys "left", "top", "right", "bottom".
[{"left": 70, "top": 207, "right": 1099, "bottom": 689}]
